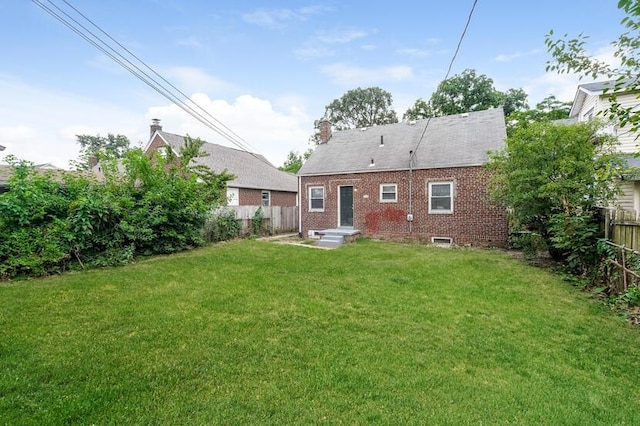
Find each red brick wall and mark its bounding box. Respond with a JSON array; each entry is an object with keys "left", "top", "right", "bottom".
[
  {"left": 146, "top": 135, "right": 168, "bottom": 155},
  {"left": 300, "top": 166, "right": 507, "bottom": 247},
  {"left": 239, "top": 188, "right": 297, "bottom": 207}
]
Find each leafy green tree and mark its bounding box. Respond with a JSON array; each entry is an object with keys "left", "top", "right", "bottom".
[
  {"left": 72, "top": 133, "right": 131, "bottom": 170},
  {"left": 404, "top": 69, "right": 528, "bottom": 120},
  {"left": 279, "top": 149, "right": 313, "bottom": 173},
  {"left": 487, "top": 120, "right": 624, "bottom": 272},
  {"left": 310, "top": 87, "right": 398, "bottom": 144},
  {"left": 0, "top": 141, "right": 234, "bottom": 278},
  {"left": 545, "top": 0, "right": 640, "bottom": 132},
  {"left": 507, "top": 95, "right": 572, "bottom": 134}
]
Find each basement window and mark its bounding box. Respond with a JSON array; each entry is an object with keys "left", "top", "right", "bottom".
[{"left": 432, "top": 237, "right": 453, "bottom": 246}]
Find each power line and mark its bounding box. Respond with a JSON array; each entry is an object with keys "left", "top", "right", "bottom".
[
  {"left": 32, "top": 0, "right": 275, "bottom": 166},
  {"left": 411, "top": 0, "right": 479, "bottom": 161},
  {"left": 57, "top": 0, "right": 254, "bottom": 154}
]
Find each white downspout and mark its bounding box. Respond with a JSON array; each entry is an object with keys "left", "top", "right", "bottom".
[{"left": 298, "top": 175, "right": 302, "bottom": 236}]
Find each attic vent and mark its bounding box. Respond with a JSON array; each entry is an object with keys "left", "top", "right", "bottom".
[
  {"left": 380, "top": 135, "right": 384, "bottom": 146},
  {"left": 370, "top": 158, "right": 375, "bottom": 166},
  {"left": 460, "top": 113, "right": 469, "bottom": 117}
]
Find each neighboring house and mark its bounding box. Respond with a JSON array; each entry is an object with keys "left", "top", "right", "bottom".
[
  {"left": 570, "top": 80, "right": 640, "bottom": 212},
  {"left": 0, "top": 165, "right": 11, "bottom": 193},
  {"left": 0, "top": 163, "right": 64, "bottom": 194},
  {"left": 297, "top": 108, "right": 508, "bottom": 246},
  {"left": 145, "top": 120, "right": 297, "bottom": 207}
]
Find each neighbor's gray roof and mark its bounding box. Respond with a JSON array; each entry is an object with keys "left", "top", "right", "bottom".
[
  {"left": 570, "top": 79, "right": 639, "bottom": 118},
  {"left": 157, "top": 131, "right": 297, "bottom": 192},
  {"left": 298, "top": 108, "right": 506, "bottom": 176}
]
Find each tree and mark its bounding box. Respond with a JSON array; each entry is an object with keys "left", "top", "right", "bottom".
[
  {"left": 72, "top": 133, "right": 131, "bottom": 170},
  {"left": 487, "top": 120, "right": 624, "bottom": 272},
  {"left": 507, "top": 95, "right": 572, "bottom": 134},
  {"left": 279, "top": 149, "right": 313, "bottom": 174},
  {"left": 310, "top": 87, "right": 398, "bottom": 144},
  {"left": 404, "top": 69, "right": 529, "bottom": 120},
  {"left": 545, "top": 0, "right": 640, "bottom": 133}
]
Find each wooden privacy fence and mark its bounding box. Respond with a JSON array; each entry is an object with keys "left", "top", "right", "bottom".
[
  {"left": 603, "top": 208, "right": 640, "bottom": 251},
  {"left": 215, "top": 205, "right": 298, "bottom": 235}
]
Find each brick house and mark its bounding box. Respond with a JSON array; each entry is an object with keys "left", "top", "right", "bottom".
[
  {"left": 297, "top": 108, "right": 508, "bottom": 246},
  {"left": 145, "top": 120, "right": 297, "bottom": 207}
]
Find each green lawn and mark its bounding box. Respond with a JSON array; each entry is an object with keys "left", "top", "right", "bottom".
[{"left": 1, "top": 239, "right": 640, "bottom": 424}]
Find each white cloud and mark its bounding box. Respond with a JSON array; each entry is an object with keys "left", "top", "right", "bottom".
[
  {"left": 0, "top": 75, "right": 144, "bottom": 168},
  {"left": 495, "top": 49, "right": 542, "bottom": 62},
  {"left": 175, "top": 36, "right": 203, "bottom": 48},
  {"left": 242, "top": 6, "right": 326, "bottom": 29},
  {"left": 147, "top": 93, "right": 312, "bottom": 166},
  {"left": 294, "top": 45, "right": 334, "bottom": 59},
  {"left": 522, "top": 44, "right": 621, "bottom": 105},
  {"left": 320, "top": 63, "right": 414, "bottom": 87},
  {"left": 316, "top": 29, "right": 368, "bottom": 44},
  {"left": 396, "top": 48, "right": 433, "bottom": 58},
  {"left": 163, "top": 66, "right": 235, "bottom": 94}
]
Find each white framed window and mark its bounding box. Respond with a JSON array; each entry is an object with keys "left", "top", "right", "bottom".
[
  {"left": 429, "top": 182, "right": 453, "bottom": 214},
  {"left": 309, "top": 186, "right": 325, "bottom": 211},
  {"left": 227, "top": 187, "right": 239, "bottom": 206},
  {"left": 584, "top": 107, "right": 595, "bottom": 121},
  {"left": 379, "top": 183, "right": 397, "bottom": 203},
  {"left": 261, "top": 190, "right": 271, "bottom": 206}
]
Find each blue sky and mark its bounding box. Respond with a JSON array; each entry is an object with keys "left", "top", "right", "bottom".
[{"left": 0, "top": 1, "right": 626, "bottom": 168}]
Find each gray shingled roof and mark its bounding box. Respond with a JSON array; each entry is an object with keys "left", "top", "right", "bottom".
[
  {"left": 298, "top": 108, "right": 506, "bottom": 176},
  {"left": 157, "top": 131, "right": 297, "bottom": 192},
  {"left": 571, "top": 79, "right": 640, "bottom": 118}
]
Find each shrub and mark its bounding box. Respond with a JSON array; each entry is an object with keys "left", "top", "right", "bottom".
[
  {"left": 251, "top": 206, "right": 265, "bottom": 237},
  {"left": 0, "top": 144, "right": 233, "bottom": 279},
  {"left": 203, "top": 209, "right": 241, "bottom": 242}
]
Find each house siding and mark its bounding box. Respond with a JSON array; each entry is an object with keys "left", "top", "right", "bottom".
[
  {"left": 615, "top": 180, "right": 636, "bottom": 212},
  {"left": 599, "top": 94, "right": 639, "bottom": 153},
  {"left": 580, "top": 94, "right": 599, "bottom": 121},
  {"left": 240, "top": 188, "right": 296, "bottom": 207},
  {"left": 300, "top": 166, "right": 507, "bottom": 246}
]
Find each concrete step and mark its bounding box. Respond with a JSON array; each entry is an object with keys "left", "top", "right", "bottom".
[{"left": 318, "top": 235, "right": 344, "bottom": 248}]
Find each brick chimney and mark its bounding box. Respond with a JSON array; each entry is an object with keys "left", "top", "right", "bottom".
[
  {"left": 150, "top": 118, "right": 162, "bottom": 138},
  {"left": 319, "top": 118, "right": 332, "bottom": 144}
]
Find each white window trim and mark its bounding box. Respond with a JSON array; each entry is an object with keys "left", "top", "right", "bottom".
[
  {"left": 227, "top": 187, "right": 239, "bottom": 206},
  {"left": 309, "top": 186, "right": 325, "bottom": 212},
  {"left": 432, "top": 236, "right": 453, "bottom": 246},
  {"left": 379, "top": 183, "right": 398, "bottom": 203},
  {"left": 428, "top": 181, "right": 453, "bottom": 214},
  {"left": 261, "top": 190, "right": 271, "bottom": 207}
]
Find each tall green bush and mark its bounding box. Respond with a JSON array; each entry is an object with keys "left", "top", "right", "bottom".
[
  {"left": 487, "top": 120, "right": 625, "bottom": 275},
  {"left": 0, "top": 142, "right": 234, "bottom": 279}
]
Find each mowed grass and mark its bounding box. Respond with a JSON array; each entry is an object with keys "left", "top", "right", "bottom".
[{"left": 1, "top": 239, "right": 640, "bottom": 425}]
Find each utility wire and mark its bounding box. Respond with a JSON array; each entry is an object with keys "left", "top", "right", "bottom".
[
  {"left": 37, "top": 0, "right": 256, "bottom": 155},
  {"left": 411, "top": 0, "right": 479, "bottom": 161},
  {"left": 33, "top": 0, "right": 275, "bottom": 167},
  {"left": 57, "top": 0, "right": 254, "bottom": 154}
]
